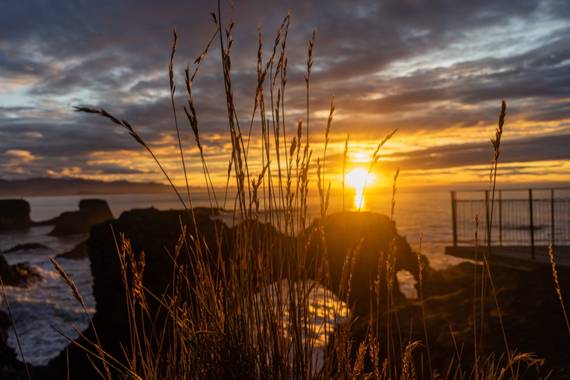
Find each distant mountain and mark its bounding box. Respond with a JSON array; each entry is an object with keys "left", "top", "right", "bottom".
[{"left": 0, "top": 178, "right": 173, "bottom": 197}]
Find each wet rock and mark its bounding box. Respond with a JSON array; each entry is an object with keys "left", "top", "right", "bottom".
[
  {"left": 3, "top": 243, "right": 49, "bottom": 254},
  {"left": 47, "top": 199, "right": 113, "bottom": 236},
  {"left": 0, "top": 200, "right": 31, "bottom": 231},
  {"left": 0, "top": 254, "right": 41, "bottom": 286},
  {"left": 0, "top": 310, "right": 32, "bottom": 380}
]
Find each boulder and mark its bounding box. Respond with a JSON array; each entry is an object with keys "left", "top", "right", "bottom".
[
  {"left": 48, "top": 199, "right": 113, "bottom": 236},
  {"left": 0, "top": 254, "right": 40, "bottom": 286},
  {"left": 0, "top": 200, "right": 30, "bottom": 231}
]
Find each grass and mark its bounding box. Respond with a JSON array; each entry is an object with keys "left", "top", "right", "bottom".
[
  {"left": 33, "top": 4, "right": 567, "bottom": 379},
  {"left": 547, "top": 244, "right": 570, "bottom": 338}
]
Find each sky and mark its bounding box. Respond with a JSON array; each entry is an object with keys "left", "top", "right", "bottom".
[{"left": 1, "top": 0, "right": 569, "bottom": 190}]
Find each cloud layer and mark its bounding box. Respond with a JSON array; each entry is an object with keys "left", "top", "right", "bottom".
[{"left": 1, "top": 0, "right": 569, "bottom": 186}]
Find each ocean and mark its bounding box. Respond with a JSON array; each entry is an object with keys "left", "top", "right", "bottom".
[{"left": 0, "top": 189, "right": 463, "bottom": 365}]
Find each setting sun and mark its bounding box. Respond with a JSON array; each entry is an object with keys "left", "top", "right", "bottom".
[{"left": 346, "top": 167, "right": 375, "bottom": 209}]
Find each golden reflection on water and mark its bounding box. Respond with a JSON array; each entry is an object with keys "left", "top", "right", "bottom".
[
  {"left": 354, "top": 188, "right": 365, "bottom": 209},
  {"left": 254, "top": 280, "right": 350, "bottom": 370}
]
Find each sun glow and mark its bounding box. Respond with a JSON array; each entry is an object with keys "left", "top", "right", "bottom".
[{"left": 345, "top": 167, "right": 375, "bottom": 209}]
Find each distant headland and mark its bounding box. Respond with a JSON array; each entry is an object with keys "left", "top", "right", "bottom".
[{"left": 0, "top": 177, "right": 173, "bottom": 197}]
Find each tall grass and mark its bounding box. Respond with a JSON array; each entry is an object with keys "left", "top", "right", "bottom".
[
  {"left": 547, "top": 244, "right": 570, "bottom": 337},
  {"left": 51, "top": 5, "right": 548, "bottom": 379}
]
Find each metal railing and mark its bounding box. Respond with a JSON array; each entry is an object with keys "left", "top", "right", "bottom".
[{"left": 450, "top": 188, "right": 570, "bottom": 259}]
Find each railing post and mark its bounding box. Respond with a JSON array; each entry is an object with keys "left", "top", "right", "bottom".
[
  {"left": 451, "top": 191, "right": 458, "bottom": 247},
  {"left": 499, "top": 190, "right": 503, "bottom": 246},
  {"left": 551, "top": 189, "right": 555, "bottom": 247},
  {"left": 485, "top": 190, "right": 490, "bottom": 248},
  {"left": 529, "top": 189, "right": 535, "bottom": 260}
]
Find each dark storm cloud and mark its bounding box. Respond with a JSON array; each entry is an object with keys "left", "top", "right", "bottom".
[
  {"left": 0, "top": 0, "right": 569, "bottom": 179},
  {"left": 0, "top": 120, "right": 137, "bottom": 157},
  {"left": 322, "top": 30, "right": 570, "bottom": 117},
  {"left": 387, "top": 133, "right": 570, "bottom": 171}
]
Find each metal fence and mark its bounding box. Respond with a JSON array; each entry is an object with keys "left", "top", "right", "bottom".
[{"left": 451, "top": 188, "right": 570, "bottom": 257}]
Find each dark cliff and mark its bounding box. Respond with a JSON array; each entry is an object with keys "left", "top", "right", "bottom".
[
  {"left": 0, "top": 199, "right": 31, "bottom": 231},
  {"left": 46, "top": 199, "right": 113, "bottom": 236}
]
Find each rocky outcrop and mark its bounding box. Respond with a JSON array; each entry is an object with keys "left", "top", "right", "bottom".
[
  {"left": 47, "top": 199, "right": 113, "bottom": 236},
  {"left": 55, "top": 240, "right": 88, "bottom": 260},
  {"left": 306, "top": 212, "right": 427, "bottom": 313},
  {"left": 42, "top": 208, "right": 230, "bottom": 379},
  {"left": 0, "top": 254, "right": 41, "bottom": 286},
  {"left": 3, "top": 243, "right": 49, "bottom": 254},
  {"left": 0, "top": 200, "right": 30, "bottom": 231},
  {"left": 35, "top": 209, "right": 570, "bottom": 378},
  {"left": 0, "top": 310, "right": 31, "bottom": 380},
  {"left": 43, "top": 209, "right": 420, "bottom": 379}
]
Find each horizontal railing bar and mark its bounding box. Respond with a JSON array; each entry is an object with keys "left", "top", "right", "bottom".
[
  {"left": 456, "top": 198, "right": 570, "bottom": 203},
  {"left": 453, "top": 187, "right": 570, "bottom": 194},
  {"left": 455, "top": 239, "right": 570, "bottom": 243}
]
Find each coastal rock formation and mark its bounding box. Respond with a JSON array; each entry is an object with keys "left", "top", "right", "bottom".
[
  {"left": 306, "top": 212, "right": 427, "bottom": 313},
  {"left": 0, "top": 311, "right": 16, "bottom": 372},
  {"left": 35, "top": 209, "right": 570, "bottom": 378},
  {"left": 47, "top": 199, "right": 113, "bottom": 236},
  {"left": 0, "top": 200, "right": 30, "bottom": 231},
  {"left": 86, "top": 208, "right": 231, "bottom": 334},
  {"left": 42, "top": 208, "right": 229, "bottom": 379},
  {"left": 0, "top": 310, "right": 30, "bottom": 380},
  {"left": 43, "top": 209, "right": 420, "bottom": 379},
  {"left": 0, "top": 254, "right": 40, "bottom": 286}
]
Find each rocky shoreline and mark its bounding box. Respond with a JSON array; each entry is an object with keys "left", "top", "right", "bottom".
[
  {"left": 0, "top": 198, "right": 113, "bottom": 235},
  {"left": 1, "top": 204, "right": 569, "bottom": 378},
  {"left": 0, "top": 198, "right": 114, "bottom": 378}
]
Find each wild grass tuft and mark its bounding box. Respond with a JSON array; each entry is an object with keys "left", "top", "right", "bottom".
[
  {"left": 547, "top": 244, "right": 570, "bottom": 337},
  {"left": 56, "top": 5, "right": 549, "bottom": 380}
]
